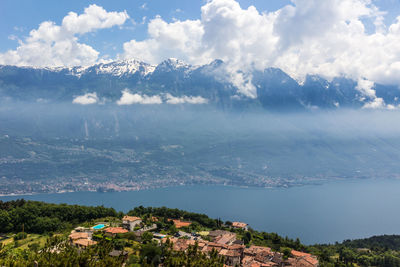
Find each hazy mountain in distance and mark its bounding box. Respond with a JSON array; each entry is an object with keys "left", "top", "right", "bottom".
[{"left": 1, "top": 58, "right": 399, "bottom": 110}]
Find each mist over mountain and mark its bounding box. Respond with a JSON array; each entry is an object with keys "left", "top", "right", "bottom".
[
  {"left": 1, "top": 58, "right": 399, "bottom": 110},
  {"left": 2, "top": 58, "right": 400, "bottom": 195}
]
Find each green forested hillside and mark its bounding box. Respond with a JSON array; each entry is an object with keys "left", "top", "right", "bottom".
[{"left": 1, "top": 200, "right": 400, "bottom": 266}]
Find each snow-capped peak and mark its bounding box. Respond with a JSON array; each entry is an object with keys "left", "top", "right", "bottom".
[
  {"left": 156, "top": 58, "right": 199, "bottom": 73},
  {"left": 94, "top": 59, "right": 156, "bottom": 76},
  {"left": 64, "top": 59, "right": 156, "bottom": 77}
]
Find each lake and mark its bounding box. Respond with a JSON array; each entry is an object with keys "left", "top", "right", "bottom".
[{"left": 2, "top": 178, "right": 400, "bottom": 245}]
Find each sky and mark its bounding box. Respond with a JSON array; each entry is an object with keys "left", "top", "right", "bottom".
[
  {"left": 1, "top": 0, "right": 400, "bottom": 98},
  {"left": 0, "top": 0, "right": 293, "bottom": 61}
]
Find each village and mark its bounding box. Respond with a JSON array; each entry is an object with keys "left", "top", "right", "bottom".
[{"left": 68, "top": 215, "right": 319, "bottom": 267}]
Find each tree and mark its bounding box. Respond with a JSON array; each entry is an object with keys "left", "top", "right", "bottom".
[
  {"left": 0, "top": 210, "right": 12, "bottom": 232},
  {"left": 244, "top": 231, "right": 252, "bottom": 245},
  {"left": 141, "top": 232, "right": 154, "bottom": 244},
  {"left": 282, "top": 247, "right": 292, "bottom": 260},
  {"left": 141, "top": 242, "right": 162, "bottom": 265},
  {"left": 14, "top": 232, "right": 27, "bottom": 240}
]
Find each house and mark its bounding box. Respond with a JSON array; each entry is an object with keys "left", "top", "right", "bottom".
[
  {"left": 208, "top": 230, "right": 232, "bottom": 241},
  {"left": 122, "top": 216, "right": 142, "bottom": 231},
  {"left": 104, "top": 227, "right": 128, "bottom": 237},
  {"left": 215, "top": 232, "right": 237, "bottom": 245},
  {"left": 163, "top": 235, "right": 318, "bottom": 267},
  {"left": 244, "top": 246, "right": 273, "bottom": 257},
  {"left": 69, "top": 232, "right": 89, "bottom": 241},
  {"left": 232, "top": 221, "right": 248, "bottom": 230},
  {"left": 68, "top": 229, "right": 97, "bottom": 249},
  {"left": 165, "top": 237, "right": 196, "bottom": 251},
  {"left": 219, "top": 248, "right": 241, "bottom": 266},
  {"left": 72, "top": 238, "right": 97, "bottom": 248},
  {"left": 288, "top": 250, "right": 319, "bottom": 267},
  {"left": 242, "top": 246, "right": 278, "bottom": 267}
]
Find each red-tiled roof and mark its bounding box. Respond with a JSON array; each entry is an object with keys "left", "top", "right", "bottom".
[
  {"left": 73, "top": 239, "right": 97, "bottom": 247},
  {"left": 291, "top": 250, "right": 319, "bottom": 266},
  {"left": 232, "top": 221, "right": 248, "bottom": 228},
  {"left": 215, "top": 232, "right": 236, "bottom": 245},
  {"left": 104, "top": 227, "right": 128, "bottom": 234},
  {"left": 219, "top": 249, "right": 241, "bottom": 257},
  {"left": 69, "top": 232, "right": 89, "bottom": 240}
]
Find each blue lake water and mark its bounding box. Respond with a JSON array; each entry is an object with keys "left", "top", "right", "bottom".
[{"left": 2, "top": 178, "right": 400, "bottom": 244}]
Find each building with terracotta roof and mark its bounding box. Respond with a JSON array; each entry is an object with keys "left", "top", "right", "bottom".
[
  {"left": 215, "top": 232, "right": 237, "bottom": 245},
  {"left": 122, "top": 216, "right": 142, "bottom": 231},
  {"left": 244, "top": 246, "right": 273, "bottom": 257},
  {"left": 289, "top": 250, "right": 319, "bottom": 266},
  {"left": 72, "top": 238, "right": 97, "bottom": 248},
  {"left": 104, "top": 227, "right": 129, "bottom": 237},
  {"left": 232, "top": 221, "right": 248, "bottom": 230},
  {"left": 69, "top": 232, "right": 90, "bottom": 241},
  {"left": 219, "top": 249, "right": 241, "bottom": 266},
  {"left": 242, "top": 246, "right": 281, "bottom": 267},
  {"left": 163, "top": 236, "right": 318, "bottom": 267},
  {"left": 68, "top": 231, "right": 97, "bottom": 249}
]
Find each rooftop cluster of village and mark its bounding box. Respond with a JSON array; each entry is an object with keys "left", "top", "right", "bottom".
[{"left": 68, "top": 215, "right": 319, "bottom": 267}]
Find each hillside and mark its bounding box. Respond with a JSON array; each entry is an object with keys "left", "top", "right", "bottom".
[{"left": 2, "top": 200, "right": 400, "bottom": 266}]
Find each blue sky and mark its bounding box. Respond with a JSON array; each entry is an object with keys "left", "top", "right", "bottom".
[
  {"left": 0, "top": 0, "right": 294, "bottom": 58},
  {"left": 1, "top": 0, "right": 399, "bottom": 59}
]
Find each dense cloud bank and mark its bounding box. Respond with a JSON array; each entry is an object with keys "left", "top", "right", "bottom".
[{"left": 2, "top": 103, "right": 400, "bottom": 138}]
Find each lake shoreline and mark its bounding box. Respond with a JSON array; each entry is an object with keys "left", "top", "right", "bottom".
[{"left": 2, "top": 178, "right": 400, "bottom": 244}]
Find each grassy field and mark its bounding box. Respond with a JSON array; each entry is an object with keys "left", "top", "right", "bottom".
[{"left": 0, "top": 233, "right": 64, "bottom": 252}]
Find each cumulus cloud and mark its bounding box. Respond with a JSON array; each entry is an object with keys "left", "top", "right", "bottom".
[
  {"left": 62, "top": 5, "right": 129, "bottom": 35},
  {"left": 0, "top": 5, "right": 129, "bottom": 67},
  {"left": 72, "top": 92, "right": 99, "bottom": 105},
  {"left": 116, "top": 91, "right": 209, "bottom": 105},
  {"left": 355, "top": 78, "right": 387, "bottom": 109},
  {"left": 165, "top": 93, "right": 208, "bottom": 104},
  {"left": 117, "top": 90, "right": 162, "bottom": 105},
  {"left": 356, "top": 78, "right": 376, "bottom": 99},
  {"left": 122, "top": 16, "right": 205, "bottom": 65},
  {"left": 363, "top": 97, "right": 386, "bottom": 109},
  {"left": 120, "top": 0, "right": 400, "bottom": 100}
]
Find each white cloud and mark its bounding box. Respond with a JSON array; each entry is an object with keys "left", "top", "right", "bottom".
[
  {"left": 356, "top": 78, "right": 376, "bottom": 98},
  {"left": 120, "top": 0, "right": 400, "bottom": 98},
  {"left": 62, "top": 5, "right": 129, "bottom": 35},
  {"left": 72, "top": 92, "right": 99, "bottom": 105},
  {"left": 355, "top": 78, "right": 390, "bottom": 109},
  {"left": 0, "top": 5, "right": 129, "bottom": 67},
  {"left": 363, "top": 97, "right": 386, "bottom": 109},
  {"left": 165, "top": 93, "right": 208, "bottom": 104},
  {"left": 122, "top": 16, "right": 205, "bottom": 65},
  {"left": 116, "top": 91, "right": 208, "bottom": 105},
  {"left": 117, "top": 90, "right": 162, "bottom": 105}
]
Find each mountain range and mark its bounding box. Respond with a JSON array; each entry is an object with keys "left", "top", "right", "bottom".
[{"left": 1, "top": 58, "right": 399, "bottom": 110}]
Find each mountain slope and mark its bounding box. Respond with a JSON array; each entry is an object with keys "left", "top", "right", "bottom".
[{"left": 0, "top": 59, "right": 399, "bottom": 110}]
